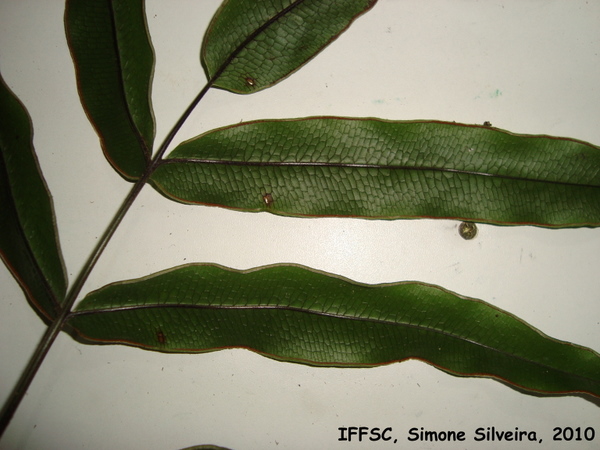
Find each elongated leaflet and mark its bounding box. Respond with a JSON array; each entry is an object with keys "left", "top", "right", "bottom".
[
  {"left": 0, "top": 75, "right": 66, "bottom": 319},
  {"left": 69, "top": 264, "right": 600, "bottom": 397},
  {"left": 65, "top": 0, "right": 155, "bottom": 180},
  {"left": 151, "top": 118, "right": 600, "bottom": 227}
]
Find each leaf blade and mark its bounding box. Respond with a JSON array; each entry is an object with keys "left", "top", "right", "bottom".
[
  {"left": 68, "top": 264, "right": 600, "bottom": 397},
  {"left": 0, "top": 74, "right": 67, "bottom": 319},
  {"left": 150, "top": 118, "right": 600, "bottom": 227},
  {"left": 65, "top": 0, "right": 155, "bottom": 180},
  {"left": 202, "top": 0, "right": 378, "bottom": 93}
]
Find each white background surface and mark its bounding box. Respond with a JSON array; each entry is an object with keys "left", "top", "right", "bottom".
[{"left": 1, "top": 0, "right": 599, "bottom": 449}]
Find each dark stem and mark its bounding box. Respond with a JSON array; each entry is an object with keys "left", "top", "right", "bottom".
[{"left": 0, "top": 82, "right": 213, "bottom": 437}]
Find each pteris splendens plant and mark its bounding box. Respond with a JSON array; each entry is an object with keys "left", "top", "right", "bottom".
[{"left": 1, "top": 0, "right": 599, "bottom": 445}]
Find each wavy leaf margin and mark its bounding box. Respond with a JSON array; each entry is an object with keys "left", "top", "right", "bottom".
[{"left": 68, "top": 264, "right": 600, "bottom": 398}]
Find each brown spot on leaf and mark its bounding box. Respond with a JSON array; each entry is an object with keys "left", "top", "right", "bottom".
[{"left": 263, "top": 193, "right": 274, "bottom": 207}]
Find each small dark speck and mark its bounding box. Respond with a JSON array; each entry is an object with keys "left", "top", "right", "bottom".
[{"left": 483, "top": 121, "right": 492, "bottom": 127}]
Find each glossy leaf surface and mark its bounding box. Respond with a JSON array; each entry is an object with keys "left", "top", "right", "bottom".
[
  {"left": 202, "top": 0, "right": 378, "bottom": 93},
  {"left": 151, "top": 118, "right": 600, "bottom": 227},
  {"left": 65, "top": 0, "right": 154, "bottom": 180},
  {"left": 68, "top": 264, "right": 600, "bottom": 397},
  {"left": 0, "top": 75, "right": 66, "bottom": 319}
]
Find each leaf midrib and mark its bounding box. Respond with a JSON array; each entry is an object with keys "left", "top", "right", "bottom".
[
  {"left": 203, "top": 0, "right": 309, "bottom": 83},
  {"left": 68, "top": 302, "right": 599, "bottom": 387},
  {"left": 158, "top": 158, "right": 600, "bottom": 189}
]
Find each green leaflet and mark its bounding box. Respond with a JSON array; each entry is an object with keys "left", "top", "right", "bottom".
[
  {"left": 65, "top": 0, "right": 155, "bottom": 180},
  {"left": 202, "top": 0, "right": 377, "bottom": 93},
  {"left": 150, "top": 118, "right": 600, "bottom": 227},
  {"left": 0, "top": 74, "right": 67, "bottom": 319},
  {"left": 68, "top": 264, "right": 600, "bottom": 397}
]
